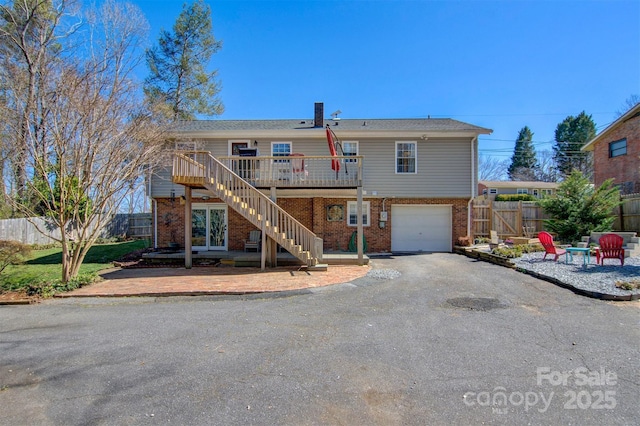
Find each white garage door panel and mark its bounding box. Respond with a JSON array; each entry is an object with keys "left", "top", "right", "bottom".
[{"left": 391, "top": 205, "right": 452, "bottom": 252}]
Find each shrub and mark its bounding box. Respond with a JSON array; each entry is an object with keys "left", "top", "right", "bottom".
[
  {"left": 491, "top": 246, "right": 523, "bottom": 258},
  {"left": 26, "top": 273, "right": 99, "bottom": 298},
  {"left": 491, "top": 243, "right": 544, "bottom": 258},
  {"left": 495, "top": 194, "right": 536, "bottom": 202},
  {"left": 537, "top": 171, "right": 621, "bottom": 244},
  {"left": 0, "top": 240, "right": 31, "bottom": 274}
]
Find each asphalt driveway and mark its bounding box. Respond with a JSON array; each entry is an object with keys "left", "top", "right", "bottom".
[{"left": 1, "top": 253, "right": 638, "bottom": 425}]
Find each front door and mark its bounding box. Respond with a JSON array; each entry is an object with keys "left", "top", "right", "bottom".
[{"left": 192, "top": 204, "right": 227, "bottom": 251}]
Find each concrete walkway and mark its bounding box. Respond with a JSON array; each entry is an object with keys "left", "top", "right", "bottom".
[{"left": 59, "top": 264, "right": 370, "bottom": 297}]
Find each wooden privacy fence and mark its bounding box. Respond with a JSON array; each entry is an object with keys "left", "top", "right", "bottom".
[
  {"left": 473, "top": 201, "right": 550, "bottom": 239},
  {"left": 613, "top": 193, "right": 640, "bottom": 234},
  {"left": 0, "top": 214, "right": 151, "bottom": 245},
  {"left": 474, "top": 194, "right": 640, "bottom": 240}
]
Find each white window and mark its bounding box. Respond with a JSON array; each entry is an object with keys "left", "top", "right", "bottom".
[
  {"left": 532, "top": 189, "right": 539, "bottom": 197},
  {"left": 396, "top": 141, "right": 417, "bottom": 174},
  {"left": 517, "top": 188, "right": 528, "bottom": 195},
  {"left": 271, "top": 142, "right": 291, "bottom": 162},
  {"left": 541, "top": 189, "right": 553, "bottom": 196},
  {"left": 489, "top": 188, "right": 498, "bottom": 195},
  {"left": 175, "top": 141, "right": 197, "bottom": 151},
  {"left": 347, "top": 201, "right": 370, "bottom": 227},
  {"left": 342, "top": 141, "right": 358, "bottom": 163}
]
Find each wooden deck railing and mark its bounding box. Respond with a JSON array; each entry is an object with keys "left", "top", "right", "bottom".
[
  {"left": 217, "top": 155, "right": 363, "bottom": 188},
  {"left": 173, "top": 151, "right": 322, "bottom": 266}
]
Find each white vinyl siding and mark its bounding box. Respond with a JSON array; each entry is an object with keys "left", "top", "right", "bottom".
[
  {"left": 151, "top": 137, "right": 475, "bottom": 198},
  {"left": 362, "top": 139, "right": 472, "bottom": 197}
]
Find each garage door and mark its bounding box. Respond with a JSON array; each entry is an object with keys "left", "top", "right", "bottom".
[{"left": 391, "top": 205, "right": 452, "bottom": 252}]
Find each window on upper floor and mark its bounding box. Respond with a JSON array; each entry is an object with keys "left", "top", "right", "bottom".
[
  {"left": 396, "top": 141, "right": 416, "bottom": 174},
  {"left": 347, "top": 201, "right": 370, "bottom": 227},
  {"left": 175, "top": 141, "right": 198, "bottom": 151},
  {"left": 272, "top": 142, "right": 291, "bottom": 162},
  {"left": 342, "top": 141, "right": 358, "bottom": 163},
  {"left": 609, "top": 138, "right": 627, "bottom": 158}
]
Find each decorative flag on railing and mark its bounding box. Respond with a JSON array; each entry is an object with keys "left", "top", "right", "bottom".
[{"left": 325, "top": 124, "right": 341, "bottom": 175}]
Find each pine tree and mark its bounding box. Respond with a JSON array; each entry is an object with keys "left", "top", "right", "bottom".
[
  {"left": 144, "top": 0, "right": 223, "bottom": 120},
  {"left": 552, "top": 111, "right": 596, "bottom": 179},
  {"left": 508, "top": 126, "right": 538, "bottom": 180}
]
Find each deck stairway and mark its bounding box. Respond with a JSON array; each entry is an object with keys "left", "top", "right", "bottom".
[{"left": 173, "top": 152, "right": 323, "bottom": 268}]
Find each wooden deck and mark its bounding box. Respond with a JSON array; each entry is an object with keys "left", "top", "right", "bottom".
[{"left": 172, "top": 152, "right": 363, "bottom": 189}]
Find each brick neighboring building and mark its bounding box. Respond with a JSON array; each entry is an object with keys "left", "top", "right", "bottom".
[{"left": 582, "top": 103, "right": 640, "bottom": 195}]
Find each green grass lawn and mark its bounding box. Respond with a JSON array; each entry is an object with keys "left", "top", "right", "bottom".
[{"left": 0, "top": 240, "right": 149, "bottom": 293}]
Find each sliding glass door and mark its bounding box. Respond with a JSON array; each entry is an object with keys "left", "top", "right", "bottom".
[{"left": 192, "top": 204, "right": 227, "bottom": 251}]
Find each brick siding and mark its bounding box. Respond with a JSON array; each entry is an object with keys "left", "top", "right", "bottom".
[
  {"left": 592, "top": 115, "right": 640, "bottom": 194},
  {"left": 153, "top": 196, "right": 470, "bottom": 252}
]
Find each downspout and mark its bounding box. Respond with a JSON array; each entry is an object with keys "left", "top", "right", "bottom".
[
  {"left": 467, "top": 136, "right": 478, "bottom": 239},
  {"left": 153, "top": 199, "right": 158, "bottom": 249}
]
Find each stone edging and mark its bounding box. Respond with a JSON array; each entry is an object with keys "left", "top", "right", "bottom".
[{"left": 453, "top": 246, "right": 639, "bottom": 302}]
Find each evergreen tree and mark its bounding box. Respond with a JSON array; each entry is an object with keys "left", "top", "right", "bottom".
[
  {"left": 537, "top": 171, "right": 621, "bottom": 244},
  {"left": 508, "top": 126, "right": 538, "bottom": 180},
  {"left": 552, "top": 111, "right": 596, "bottom": 179},
  {"left": 144, "top": 0, "right": 223, "bottom": 120}
]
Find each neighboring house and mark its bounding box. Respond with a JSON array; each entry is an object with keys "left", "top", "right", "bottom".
[
  {"left": 478, "top": 180, "right": 558, "bottom": 199},
  {"left": 149, "top": 103, "right": 491, "bottom": 265},
  {"left": 581, "top": 103, "right": 640, "bottom": 195}
]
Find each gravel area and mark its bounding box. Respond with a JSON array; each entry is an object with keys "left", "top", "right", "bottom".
[
  {"left": 512, "top": 252, "right": 640, "bottom": 297},
  {"left": 366, "top": 268, "right": 402, "bottom": 280}
]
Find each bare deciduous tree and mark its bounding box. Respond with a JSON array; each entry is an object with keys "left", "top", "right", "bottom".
[
  {"left": 0, "top": 0, "right": 81, "bottom": 205},
  {"left": 534, "top": 150, "right": 559, "bottom": 182},
  {"left": 615, "top": 94, "right": 639, "bottom": 118},
  {"left": 2, "top": 0, "right": 169, "bottom": 282},
  {"left": 479, "top": 154, "right": 509, "bottom": 181}
]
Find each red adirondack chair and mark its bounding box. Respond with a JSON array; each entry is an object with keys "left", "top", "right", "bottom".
[
  {"left": 595, "top": 233, "right": 625, "bottom": 266},
  {"left": 538, "top": 231, "right": 567, "bottom": 261}
]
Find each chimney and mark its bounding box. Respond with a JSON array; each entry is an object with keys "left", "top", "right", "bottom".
[{"left": 314, "top": 102, "right": 324, "bottom": 127}]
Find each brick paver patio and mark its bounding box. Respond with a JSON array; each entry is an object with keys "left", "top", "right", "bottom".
[{"left": 59, "top": 265, "right": 370, "bottom": 297}]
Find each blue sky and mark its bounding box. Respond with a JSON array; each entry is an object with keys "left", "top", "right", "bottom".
[{"left": 132, "top": 0, "right": 640, "bottom": 161}]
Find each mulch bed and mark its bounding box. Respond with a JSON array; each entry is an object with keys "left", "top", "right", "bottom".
[{"left": 0, "top": 290, "right": 37, "bottom": 305}]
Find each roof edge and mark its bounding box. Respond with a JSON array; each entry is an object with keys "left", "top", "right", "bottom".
[{"left": 582, "top": 103, "right": 640, "bottom": 151}]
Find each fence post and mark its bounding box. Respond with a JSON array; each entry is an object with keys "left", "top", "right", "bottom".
[
  {"left": 489, "top": 201, "right": 493, "bottom": 233},
  {"left": 517, "top": 201, "right": 522, "bottom": 236},
  {"left": 619, "top": 195, "right": 625, "bottom": 231}
]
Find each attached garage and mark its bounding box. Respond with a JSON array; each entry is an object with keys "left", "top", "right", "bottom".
[{"left": 391, "top": 205, "right": 452, "bottom": 252}]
